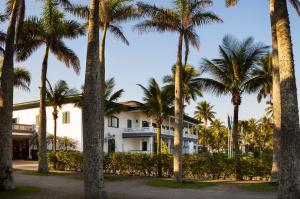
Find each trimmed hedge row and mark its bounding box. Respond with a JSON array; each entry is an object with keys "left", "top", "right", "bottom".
[{"left": 48, "top": 151, "right": 272, "bottom": 180}]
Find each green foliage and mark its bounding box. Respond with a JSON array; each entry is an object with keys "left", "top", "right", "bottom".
[
  {"left": 146, "top": 179, "right": 218, "bottom": 189},
  {"left": 48, "top": 152, "right": 272, "bottom": 180}
]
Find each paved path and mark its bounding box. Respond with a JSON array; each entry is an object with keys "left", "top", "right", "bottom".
[{"left": 8, "top": 161, "right": 277, "bottom": 199}]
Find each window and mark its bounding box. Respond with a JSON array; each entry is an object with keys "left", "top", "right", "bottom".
[
  {"left": 152, "top": 123, "right": 157, "bottom": 128},
  {"left": 142, "top": 121, "right": 149, "bottom": 128},
  {"left": 108, "top": 116, "right": 119, "bottom": 128},
  {"left": 127, "top": 119, "right": 132, "bottom": 128},
  {"left": 12, "top": 118, "right": 19, "bottom": 124},
  {"left": 62, "top": 112, "right": 70, "bottom": 124},
  {"left": 142, "top": 141, "right": 147, "bottom": 151}
]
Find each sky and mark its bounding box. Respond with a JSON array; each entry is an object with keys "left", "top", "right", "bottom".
[{"left": 1, "top": 0, "right": 300, "bottom": 123}]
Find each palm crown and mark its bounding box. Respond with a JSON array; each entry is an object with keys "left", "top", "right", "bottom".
[
  {"left": 198, "top": 35, "right": 269, "bottom": 106},
  {"left": 163, "top": 65, "right": 203, "bottom": 104},
  {"left": 16, "top": 0, "right": 85, "bottom": 70},
  {"left": 136, "top": 0, "right": 222, "bottom": 65},
  {"left": 194, "top": 100, "right": 215, "bottom": 126}
]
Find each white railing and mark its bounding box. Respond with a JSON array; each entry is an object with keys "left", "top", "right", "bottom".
[{"left": 123, "top": 126, "right": 198, "bottom": 139}]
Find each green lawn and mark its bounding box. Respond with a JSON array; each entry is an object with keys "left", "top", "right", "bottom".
[
  {"left": 0, "top": 185, "right": 40, "bottom": 197},
  {"left": 238, "top": 183, "right": 278, "bottom": 192},
  {"left": 146, "top": 179, "right": 218, "bottom": 189}
]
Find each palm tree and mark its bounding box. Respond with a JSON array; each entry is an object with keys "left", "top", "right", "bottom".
[
  {"left": 225, "top": 0, "right": 300, "bottom": 189},
  {"left": 74, "top": 78, "right": 125, "bottom": 117},
  {"left": 16, "top": 0, "right": 84, "bottom": 173},
  {"left": 0, "top": 0, "right": 25, "bottom": 190},
  {"left": 138, "top": 78, "right": 173, "bottom": 177},
  {"left": 163, "top": 65, "right": 202, "bottom": 105},
  {"left": 1, "top": 59, "right": 31, "bottom": 91},
  {"left": 81, "top": 0, "right": 106, "bottom": 197},
  {"left": 136, "top": 0, "right": 222, "bottom": 182},
  {"left": 198, "top": 35, "right": 268, "bottom": 157},
  {"left": 194, "top": 101, "right": 215, "bottom": 147},
  {"left": 209, "top": 119, "right": 226, "bottom": 152},
  {"left": 46, "top": 80, "right": 77, "bottom": 152}
]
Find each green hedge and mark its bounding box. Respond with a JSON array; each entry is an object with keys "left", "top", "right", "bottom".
[{"left": 48, "top": 152, "right": 272, "bottom": 180}]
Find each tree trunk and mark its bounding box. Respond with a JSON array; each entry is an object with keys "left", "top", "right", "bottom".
[
  {"left": 52, "top": 107, "right": 58, "bottom": 152},
  {"left": 82, "top": 0, "right": 106, "bottom": 198},
  {"left": 0, "top": 0, "right": 19, "bottom": 190},
  {"left": 274, "top": 0, "right": 300, "bottom": 198},
  {"left": 233, "top": 104, "right": 239, "bottom": 154},
  {"left": 269, "top": 0, "right": 281, "bottom": 184},
  {"left": 156, "top": 122, "right": 162, "bottom": 177},
  {"left": 173, "top": 32, "right": 183, "bottom": 183},
  {"left": 38, "top": 44, "right": 50, "bottom": 173}
]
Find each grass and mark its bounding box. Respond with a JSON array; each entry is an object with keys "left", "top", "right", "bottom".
[
  {"left": 146, "top": 179, "right": 218, "bottom": 189},
  {"left": 238, "top": 183, "right": 278, "bottom": 192},
  {"left": 73, "top": 175, "right": 123, "bottom": 182},
  {"left": 0, "top": 185, "right": 40, "bottom": 197},
  {"left": 21, "top": 171, "right": 67, "bottom": 176}
]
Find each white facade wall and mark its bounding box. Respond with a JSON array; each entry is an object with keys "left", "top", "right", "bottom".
[{"left": 13, "top": 102, "right": 198, "bottom": 154}]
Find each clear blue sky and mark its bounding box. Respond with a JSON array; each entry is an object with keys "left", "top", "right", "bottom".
[{"left": 1, "top": 0, "right": 300, "bottom": 123}]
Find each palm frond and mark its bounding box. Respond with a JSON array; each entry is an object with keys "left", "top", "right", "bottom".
[
  {"left": 65, "top": 4, "right": 90, "bottom": 19},
  {"left": 289, "top": 0, "right": 300, "bottom": 16},
  {"left": 108, "top": 25, "right": 129, "bottom": 45},
  {"left": 50, "top": 40, "right": 80, "bottom": 74}
]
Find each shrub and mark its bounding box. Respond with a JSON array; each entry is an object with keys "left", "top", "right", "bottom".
[{"left": 48, "top": 152, "right": 272, "bottom": 180}]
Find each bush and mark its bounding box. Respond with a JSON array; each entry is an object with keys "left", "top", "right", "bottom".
[{"left": 48, "top": 152, "right": 272, "bottom": 180}]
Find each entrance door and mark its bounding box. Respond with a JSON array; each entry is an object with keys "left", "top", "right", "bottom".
[
  {"left": 13, "top": 139, "right": 29, "bottom": 160},
  {"left": 108, "top": 139, "right": 116, "bottom": 153}
]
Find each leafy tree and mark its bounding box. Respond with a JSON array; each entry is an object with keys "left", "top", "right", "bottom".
[
  {"left": 75, "top": 78, "right": 125, "bottom": 117},
  {"left": 135, "top": 0, "right": 221, "bottom": 182},
  {"left": 138, "top": 78, "right": 173, "bottom": 177},
  {"left": 194, "top": 101, "right": 215, "bottom": 146},
  {"left": 163, "top": 65, "right": 202, "bottom": 105},
  {"left": 208, "top": 119, "right": 227, "bottom": 152},
  {"left": 46, "top": 80, "right": 77, "bottom": 152},
  {"left": 16, "top": 0, "right": 84, "bottom": 173},
  {"left": 0, "top": 59, "right": 31, "bottom": 91}
]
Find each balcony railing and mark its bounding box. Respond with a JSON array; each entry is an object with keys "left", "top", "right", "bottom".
[
  {"left": 12, "top": 124, "right": 35, "bottom": 133},
  {"left": 123, "top": 127, "right": 198, "bottom": 139}
]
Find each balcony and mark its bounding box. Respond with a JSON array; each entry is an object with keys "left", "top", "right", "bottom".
[
  {"left": 12, "top": 124, "right": 35, "bottom": 136},
  {"left": 123, "top": 126, "right": 198, "bottom": 139}
]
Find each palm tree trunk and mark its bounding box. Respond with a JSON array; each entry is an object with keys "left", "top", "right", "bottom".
[
  {"left": 274, "top": 0, "right": 300, "bottom": 198},
  {"left": 38, "top": 44, "right": 50, "bottom": 173},
  {"left": 233, "top": 104, "right": 239, "bottom": 154},
  {"left": 156, "top": 122, "right": 162, "bottom": 177},
  {"left": 83, "top": 0, "right": 106, "bottom": 198},
  {"left": 52, "top": 108, "right": 58, "bottom": 152},
  {"left": 0, "top": 0, "right": 20, "bottom": 190},
  {"left": 174, "top": 32, "right": 184, "bottom": 183},
  {"left": 269, "top": 0, "right": 281, "bottom": 184}
]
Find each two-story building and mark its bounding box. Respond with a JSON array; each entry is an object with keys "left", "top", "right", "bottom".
[{"left": 12, "top": 98, "right": 199, "bottom": 159}]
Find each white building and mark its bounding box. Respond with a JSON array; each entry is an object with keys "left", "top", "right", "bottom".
[{"left": 12, "top": 99, "right": 199, "bottom": 159}]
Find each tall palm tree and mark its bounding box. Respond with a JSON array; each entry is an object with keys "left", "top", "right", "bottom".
[
  {"left": 16, "top": 0, "right": 84, "bottom": 173},
  {"left": 75, "top": 78, "right": 125, "bottom": 117},
  {"left": 194, "top": 101, "right": 215, "bottom": 146},
  {"left": 197, "top": 35, "right": 268, "bottom": 156},
  {"left": 46, "top": 80, "right": 77, "bottom": 152},
  {"left": 136, "top": 0, "right": 221, "bottom": 182},
  {"left": 163, "top": 65, "right": 202, "bottom": 105},
  {"left": 81, "top": 0, "right": 106, "bottom": 197},
  {"left": 138, "top": 78, "right": 173, "bottom": 177},
  {"left": 0, "top": 0, "right": 25, "bottom": 190},
  {"left": 225, "top": 0, "right": 300, "bottom": 188}
]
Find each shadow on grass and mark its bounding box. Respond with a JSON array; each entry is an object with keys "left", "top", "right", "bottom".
[
  {"left": 146, "top": 179, "right": 219, "bottom": 189},
  {"left": 21, "top": 171, "right": 67, "bottom": 177},
  {"left": 0, "top": 185, "right": 40, "bottom": 197},
  {"left": 73, "top": 175, "right": 123, "bottom": 182},
  {"left": 236, "top": 183, "right": 278, "bottom": 192}
]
